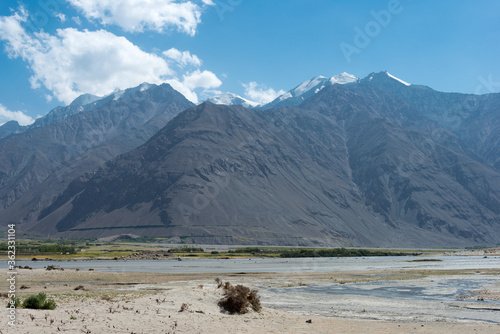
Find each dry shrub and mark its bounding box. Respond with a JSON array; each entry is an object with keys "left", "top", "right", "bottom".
[
  {"left": 215, "top": 279, "right": 261, "bottom": 314},
  {"left": 179, "top": 303, "right": 190, "bottom": 312},
  {"left": 101, "top": 295, "right": 114, "bottom": 302}
]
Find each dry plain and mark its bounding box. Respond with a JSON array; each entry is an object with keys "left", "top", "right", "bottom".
[{"left": 2, "top": 252, "right": 500, "bottom": 334}]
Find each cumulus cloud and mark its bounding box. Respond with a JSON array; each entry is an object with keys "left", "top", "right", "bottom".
[
  {"left": 165, "top": 79, "right": 199, "bottom": 103},
  {"left": 183, "top": 70, "right": 222, "bottom": 90},
  {"left": 0, "top": 104, "right": 34, "bottom": 126},
  {"left": 242, "top": 82, "right": 285, "bottom": 105},
  {"left": 67, "top": 0, "right": 213, "bottom": 35},
  {"left": 0, "top": 10, "right": 222, "bottom": 105},
  {"left": 165, "top": 70, "right": 222, "bottom": 104},
  {"left": 163, "top": 48, "right": 201, "bottom": 67}
]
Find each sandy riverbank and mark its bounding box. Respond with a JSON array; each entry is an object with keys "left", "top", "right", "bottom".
[{"left": 2, "top": 267, "right": 500, "bottom": 333}]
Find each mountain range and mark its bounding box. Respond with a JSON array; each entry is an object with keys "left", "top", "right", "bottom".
[
  {"left": 0, "top": 83, "right": 193, "bottom": 230},
  {"left": 1, "top": 72, "right": 499, "bottom": 247}
]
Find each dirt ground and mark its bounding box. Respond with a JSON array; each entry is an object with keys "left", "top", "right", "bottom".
[{"left": 2, "top": 265, "right": 500, "bottom": 333}]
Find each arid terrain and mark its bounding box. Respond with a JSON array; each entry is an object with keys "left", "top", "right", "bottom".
[{"left": 3, "top": 256, "right": 500, "bottom": 333}]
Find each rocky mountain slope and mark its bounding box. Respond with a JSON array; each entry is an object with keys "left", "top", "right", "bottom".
[
  {"left": 33, "top": 82, "right": 500, "bottom": 247},
  {"left": 362, "top": 72, "right": 500, "bottom": 171},
  {"left": 0, "top": 84, "right": 194, "bottom": 227}
]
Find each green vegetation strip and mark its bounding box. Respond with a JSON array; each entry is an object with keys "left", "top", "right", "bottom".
[
  {"left": 2, "top": 239, "right": 423, "bottom": 259},
  {"left": 0, "top": 242, "right": 77, "bottom": 254},
  {"left": 68, "top": 225, "right": 167, "bottom": 231},
  {"left": 278, "top": 248, "right": 420, "bottom": 258}
]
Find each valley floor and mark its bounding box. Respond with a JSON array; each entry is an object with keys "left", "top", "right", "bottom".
[{"left": 2, "top": 261, "right": 500, "bottom": 333}]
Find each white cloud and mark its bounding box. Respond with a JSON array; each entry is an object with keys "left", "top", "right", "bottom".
[
  {"left": 0, "top": 8, "right": 31, "bottom": 58},
  {"left": 165, "top": 79, "right": 199, "bottom": 103},
  {"left": 183, "top": 70, "right": 222, "bottom": 90},
  {"left": 67, "top": 0, "right": 213, "bottom": 35},
  {"left": 242, "top": 82, "right": 285, "bottom": 105},
  {"left": 165, "top": 70, "right": 222, "bottom": 104},
  {"left": 56, "top": 13, "right": 66, "bottom": 23},
  {"left": 0, "top": 104, "right": 34, "bottom": 126},
  {"left": 0, "top": 9, "right": 222, "bottom": 105},
  {"left": 163, "top": 48, "right": 201, "bottom": 67},
  {"left": 72, "top": 16, "right": 82, "bottom": 25},
  {"left": 0, "top": 11, "right": 171, "bottom": 104}
]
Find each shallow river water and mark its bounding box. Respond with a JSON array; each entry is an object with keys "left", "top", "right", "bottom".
[{"left": 11, "top": 255, "right": 500, "bottom": 273}]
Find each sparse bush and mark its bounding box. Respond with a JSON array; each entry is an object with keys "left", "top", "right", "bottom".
[
  {"left": 169, "top": 247, "right": 204, "bottom": 253},
  {"left": 22, "top": 293, "right": 57, "bottom": 310},
  {"left": 37, "top": 245, "right": 76, "bottom": 254},
  {"left": 233, "top": 247, "right": 262, "bottom": 254},
  {"left": 216, "top": 279, "right": 261, "bottom": 314},
  {"left": 7, "top": 297, "right": 20, "bottom": 308}
]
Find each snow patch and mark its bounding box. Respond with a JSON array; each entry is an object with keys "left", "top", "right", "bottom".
[
  {"left": 207, "top": 92, "right": 259, "bottom": 108},
  {"left": 278, "top": 92, "right": 293, "bottom": 101},
  {"left": 386, "top": 72, "right": 411, "bottom": 86},
  {"left": 113, "top": 90, "right": 125, "bottom": 100},
  {"left": 139, "top": 83, "right": 151, "bottom": 92},
  {"left": 293, "top": 76, "right": 328, "bottom": 96},
  {"left": 270, "top": 72, "right": 359, "bottom": 106},
  {"left": 330, "top": 72, "right": 358, "bottom": 85}
]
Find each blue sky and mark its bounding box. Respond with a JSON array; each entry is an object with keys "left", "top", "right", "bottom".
[{"left": 0, "top": 0, "right": 499, "bottom": 125}]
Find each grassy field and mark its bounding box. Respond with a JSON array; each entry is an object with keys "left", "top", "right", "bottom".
[
  {"left": 1, "top": 239, "right": 161, "bottom": 260},
  {"left": 0, "top": 238, "right": 452, "bottom": 260}
]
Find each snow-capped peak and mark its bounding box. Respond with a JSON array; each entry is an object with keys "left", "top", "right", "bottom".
[
  {"left": 292, "top": 76, "right": 328, "bottom": 97},
  {"left": 263, "top": 72, "right": 359, "bottom": 108},
  {"left": 207, "top": 92, "right": 259, "bottom": 108},
  {"left": 106, "top": 82, "right": 155, "bottom": 101},
  {"left": 69, "top": 93, "right": 101, "bottom": 107},
  {"left": 330, "top": 72, "right": 358, "bottom": 85},
  {"left": 386, "top": 72, "right": 411, "bottom": 86},
  {"left": 278, "top": 73, "right": 358, "bottom": 102}
]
